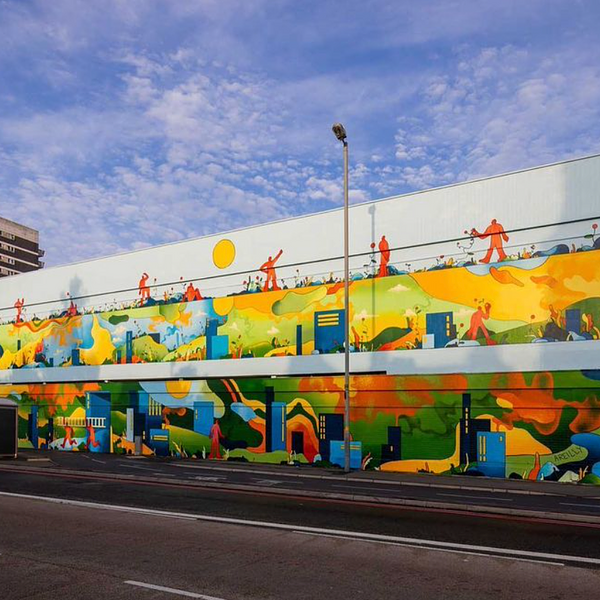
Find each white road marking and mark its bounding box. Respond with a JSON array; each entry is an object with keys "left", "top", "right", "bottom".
[
  {"left": 1, "top": 491, "right": 598, "bottom": 567},
  {"left": 561, "top": 502, "right": 600, "bottom": 509},
  {"left": 253, "top": 479, "right": 284, "bottom": 486},
  {"left": 194, "top": 476, "right": 227, "bottom": 482},
  {"left": 120, "top": 463, "right": 155, "bottom": 471},
  {"left": 332, "top": 484, "right": 396, "bottom": 493},
  {"left": 124, "top": 580, "right": 226, "bottom": 599},
  {"left": 292, "top": 531, "right": 564, "bottom": 566},
  {"left": 437, "top": 493, "right": 513, "bottom": 502},
  {"left": 169, "top": 463, "right": 302, "bottom": 477}
]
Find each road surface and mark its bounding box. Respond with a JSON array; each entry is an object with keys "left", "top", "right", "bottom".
[{"left": 2, "top": 456, "right": 600, "bottom": 598}]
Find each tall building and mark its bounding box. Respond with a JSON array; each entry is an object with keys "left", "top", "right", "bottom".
[
  {"left": 459, "top": 393, "right": 491, "bottom": 465},
  {"left": 381, "top": 426, "right": 402, "bottom": 461},
  {"left": 319, "top": 413, "right": 344, "bottom": 461},
  {"left": 264, "top": 386, "right": 287, "bottom": 453},
  {"left": 0, "top": 216, "right": 44, "bottom": 277}
]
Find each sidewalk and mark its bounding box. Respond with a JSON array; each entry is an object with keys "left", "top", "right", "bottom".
[{"left": 10, "top": 448, "right": 600, "bottom": 499}]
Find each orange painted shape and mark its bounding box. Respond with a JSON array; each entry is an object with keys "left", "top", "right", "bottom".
[{"left": 489, "top": 267, "right": 524, "bottom": 287}]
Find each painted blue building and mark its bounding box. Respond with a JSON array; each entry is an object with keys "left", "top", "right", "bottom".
[
  {"left": 193, "top": 401, "right": 214, "bottom": 436},
  {"left": 318, "top": 413, "right": 344, "bottom": 461},
  {"left": 27, "top": 405, "right": 39, "bottom": 450},
  {"left": 85, "top": 391, "right": 111, "bottom": 453},
  {"left": 476, "top": 431, "right": 506, "bottom": 478},
  {"left": 565, "top": 309, "right": 581, "bottom": 335},
  {"left": 314, "top": 310, "right": 345, "bottom": 354},
  {"left": 270, "top": 401, "right": 287, "bottom": 452},
  {"left": 330, "top": 440, "right": 362, "bottom": 469},
  {"left": 125, "top": 331, "right": 133, "bottom": 363},
  {"left": 149, "top": 428, "right": 170, "bottom": 456},
  {"left": 425, "top": 312, "right": 457, "bottom": 349},
  {"left": 206, "top": 318, "right": 229, "bottom": 360},
  {"left": 136, "top": 390, "right": 163, "bottom": 445}
]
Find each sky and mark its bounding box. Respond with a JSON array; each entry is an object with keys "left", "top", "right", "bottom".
[{"left": 1, "top": 0, "right": 600, "bottom": 266}]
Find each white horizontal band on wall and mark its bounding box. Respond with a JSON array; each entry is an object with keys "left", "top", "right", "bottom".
[{"left": 0, "top": 340, "right": 597, "bottom": 384}]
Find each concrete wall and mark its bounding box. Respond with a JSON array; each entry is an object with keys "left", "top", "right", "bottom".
[
  {"left": 0, "top": 155, "right": 599, "bottom": 383},
  {"left": 4, "top": 370, "right": 600, "bottom": 484}
]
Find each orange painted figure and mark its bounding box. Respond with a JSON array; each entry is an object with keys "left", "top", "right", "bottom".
[
  {"left": 184, "top": 282, "right": 203, "bottom": 303},
  {"left": 259, "top": 249, "right": 283, "bottom": 292},
  {"left": 209, "top": 419, "right": 224, "bottom": 459},
  {"left": 467, "top": 302, "right": 496, "bottom": 345},
  {"left": 528, "top": 452, "right": 541, "bottom": 480},
  {"left": 66, "top": 299, "right": 78, "bottom": 317},
  {"left": 85, "top": 424, "right": 100, "bottom": 450},
  {"left": 138, "top": 272, "right": 151, "bottom": 303},
  {"left": 377, "top": 235, "right": 390, "bottom": 278},
  {"left": 14, "top": 298, "right": 24, "bottom": 324},
  {"left": 471, "top": 219, "right": 509, "bottom": 264},
  {"left": 351, "top": 326, "right": 361, "bottom": 350},
  {"left": 61, "top": 425, "right": 78, "bottom": 449}
]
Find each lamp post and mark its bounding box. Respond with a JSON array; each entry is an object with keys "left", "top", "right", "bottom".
[{"left": 332, "top": 122, "right": 351, "bottom": 473}]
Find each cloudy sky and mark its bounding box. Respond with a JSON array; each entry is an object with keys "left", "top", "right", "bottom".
[{"left": 1, "top": 0, "right": 599, "bottom": 266}]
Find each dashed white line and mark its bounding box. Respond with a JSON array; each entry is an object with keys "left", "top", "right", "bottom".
[
  {"left": 561, "top": 502, "right": 600, "bottom": 510},
  {"left": 253, "top": 479, "right": 284, "bottom": 486},
  {"left": 124, "top": 580, "right": 226, "bottom": 599},
  {"left": 119, "top": 463, "right": 155, "bottom": 471},
  {"left": 437, "top": 493, "right": 513, "bottom": 502},
  {"left": 332, "top": 484, "right": 395, "bottom": 493}
]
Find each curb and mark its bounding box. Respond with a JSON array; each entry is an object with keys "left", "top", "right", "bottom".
[
  {"left": 1, "top": 463, "right": 600, "bottom": 526},
  {"left": 14, "top": 450, "right": 600, "bottom": 499},
  {"left": 157, "top": 459, "right": 599, "bottom": 498}
]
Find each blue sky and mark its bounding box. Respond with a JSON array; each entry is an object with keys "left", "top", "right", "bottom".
[{"left": 1, "top": 0, "right": 599, "bottom": 266}]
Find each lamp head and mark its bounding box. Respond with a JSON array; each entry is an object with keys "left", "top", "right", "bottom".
[{"left": 331, "top": 122, "right": 347, "bottom": 142}]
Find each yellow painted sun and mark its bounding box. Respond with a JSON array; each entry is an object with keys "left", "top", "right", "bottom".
[
  {"left": 213, "top": 296, "right": 234, "bottom": 316},
  {"left": 213, "top": 239, "right": 236, "bottom": 269},
  {"left": 165, "top": 380, "right": 192, "bottom": 399}
]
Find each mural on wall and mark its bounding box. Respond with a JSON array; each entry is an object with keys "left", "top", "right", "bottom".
[
  {"left": 0, "top": 218, "right": 599, "bottom": 370},
  {"left": 3, "top": 369, "right": 600, "bottom": 484}
]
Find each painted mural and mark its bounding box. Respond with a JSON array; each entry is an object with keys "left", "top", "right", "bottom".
[
  {"left": 4, "top": 369, "right": 600, "bottom": 484},
  {"left": 0, "top": 218, "right": 599, "bottom": 369}
]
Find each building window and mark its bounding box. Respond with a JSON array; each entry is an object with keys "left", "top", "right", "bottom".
[
  {"left": 4, "top": 257, "right": 15, "bottom": 265},
  {"left": 0, "top": 231, "right": 16, "bottom": 240},
  {"left": 0, "top": 243, "right": 15, "bottom": 252}
]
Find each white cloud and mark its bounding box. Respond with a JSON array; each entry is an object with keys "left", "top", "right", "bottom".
[
  {"left": 390, "top": 44, "right": 600, "bottom": 186},
  {"left": 1, "top": 2, "right": 599, "bottom": 268},
  {"left": 353, "top": 309, "right": 376, "bottom": 321},
  {"left": 389, "top": 283, "right": 410, "bottom": 293}
]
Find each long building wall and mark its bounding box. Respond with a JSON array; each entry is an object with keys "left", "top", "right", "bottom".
[
  {"left": 1, "top": 155, "right": 600, "bottom": 483},
  {"left": 5, "top": 369, "right": 600, "bottom": 483},
  {"left": 0, "top": 247, "right": 599, "bottom": 374}
]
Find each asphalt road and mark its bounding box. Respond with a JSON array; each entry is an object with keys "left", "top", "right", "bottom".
[
  {"left": 2, "top": 493, "right": 600, "bottom": 600},
  {"left": 1, "top": 453, "right": 600, "bottom": 546},
  {"left": 2, "top": 450, "right": 600, "bottom": 520},
  {"left": 3, "top": 452, "right": 600, "bottom": 599}
]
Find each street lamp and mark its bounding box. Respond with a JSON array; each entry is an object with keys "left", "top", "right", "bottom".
[{"left": 332, "top": 122, "right": 351, "bottom": 473}]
